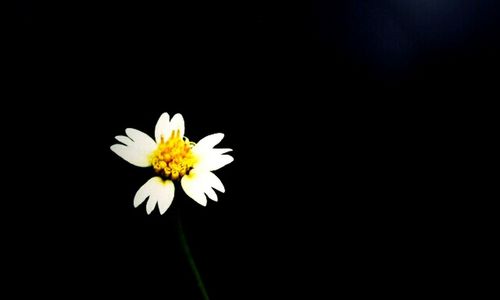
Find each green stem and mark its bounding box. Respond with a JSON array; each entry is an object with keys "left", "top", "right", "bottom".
[{"left": 176, "top": 213, "right": 210, "bottom": 300}]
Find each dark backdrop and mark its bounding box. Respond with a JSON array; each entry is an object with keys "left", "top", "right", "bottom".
[{"left": 11, "top": 0, "right": 498, "bottom": 298}]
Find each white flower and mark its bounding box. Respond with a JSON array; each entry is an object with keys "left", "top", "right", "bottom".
[{"left": 111, "top": 112, "right": 234, "bottom": 214}]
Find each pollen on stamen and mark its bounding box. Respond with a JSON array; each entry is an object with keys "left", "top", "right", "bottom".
[{"left": 150, "top": 130, "right": 197, "bottom": 180}]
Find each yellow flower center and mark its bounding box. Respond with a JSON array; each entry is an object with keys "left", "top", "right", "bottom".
[{"left": 150, "top": 130, "right": 197, "bottom": 181}]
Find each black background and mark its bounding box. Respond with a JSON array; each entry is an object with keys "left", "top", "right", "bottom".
[{"left": 12, "top": 0, "right": 498, "bottom": 298}]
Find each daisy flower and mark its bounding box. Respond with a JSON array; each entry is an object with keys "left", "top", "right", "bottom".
[{"left": 111, "top": 112, "right": 233, "bottom": 214}]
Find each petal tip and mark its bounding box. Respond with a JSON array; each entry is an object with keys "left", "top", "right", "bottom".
[{"left": 110, "top": 144, "right": 120, "bottom": 153}]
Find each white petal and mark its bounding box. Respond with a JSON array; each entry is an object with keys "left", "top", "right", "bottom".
[
  {"left": 212, "top": 148, "right": 233, "bottom": 155},
  {"left": 169, "top": 113, "right": 185, "bottom": 138},
  {"left": 213, "top": 155, "right": 234, "bottom": 170},
  {"left": 181, "top": 171, "right": 207, "bottom": 206},
  {"left": 182, "top": 169, "right": 226, "bottom": 206},
  {"left": 155, "top": 112, "right": 170, "bottom": 143},
  {"left": 125, "top": 128, "right": 157, "bottom": 152},
  {"left": 111, "top": 128, "right": 157, "bottom": 167},
  {"left": 110, "top": 144, "right": 151, "bottom": 167},
  {"left": 194, "top": 133, "right": 224, "bottom": 153},
  {"left": 157, "top": 180, "right": 175, "bottom": 214},
  {"left": 115, "top": 135, "right": 133, "bottom": 146},
  {"left": 204, "top": 171, "right": 225, "bottom": 193},
  {"left": 146, "top": 193, "right": 157, "bottom": 215},
  {"left": 205, "top": 187, "right": 218, "bottom": 202},
  {"left": 195, "top": 152, "right": 234, "bottom": 171},
  {"left": 134, "top": 177, "right": 161, "bottom": 207},
  {"left": 133, "top": 177, "right": 175, "bottom": 215}
]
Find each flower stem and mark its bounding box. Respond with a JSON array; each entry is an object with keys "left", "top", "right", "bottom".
[{"left": 176, "top": 213, "right": 210, "bottom": 300}]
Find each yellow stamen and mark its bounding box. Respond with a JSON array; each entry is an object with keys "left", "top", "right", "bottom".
[{"left": 150, "top": 130, "right": 197, "bottom": 180}]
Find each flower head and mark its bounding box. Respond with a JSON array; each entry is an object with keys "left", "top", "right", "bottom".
[{"left": 111, "top": 112, "right": 233, "bottom": 214}]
